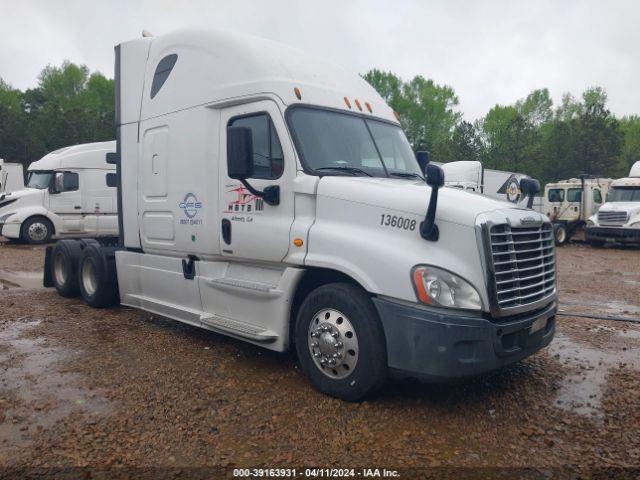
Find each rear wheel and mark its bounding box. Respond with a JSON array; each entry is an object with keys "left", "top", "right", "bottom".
[
  {"left": 295, "top": 283, "right": 387, "bottom": 401},
  {"left": 78, "top": 244, "right": 119, "bottom": 308},
  {"left": 553, "top": 223, "right": 568, "bottom": 246},
  {"left": 51, "top": 240, "right": 82, "bottom": 297},
  {"left": 21, "top": 217, "right": 53, "bottom": 244}
]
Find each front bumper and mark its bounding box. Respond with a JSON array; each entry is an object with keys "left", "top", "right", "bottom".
[
  {"left": 586, "top": 226, "right": 640, "bottom": 244},
  {"left": 373, "top": 298, "right": 556, "bottom": 380}
]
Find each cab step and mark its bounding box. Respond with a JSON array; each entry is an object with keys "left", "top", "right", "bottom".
[{"left": 200, "top": 313, "right": 278, "bottom": 343}]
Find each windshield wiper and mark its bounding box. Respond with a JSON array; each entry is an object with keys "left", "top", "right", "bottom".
[
  {"left": 316, "top": 167, "right": 373, "bottom": 177},
  {"left": 388, "top": 172, "right": 425, "bottom": 181}
]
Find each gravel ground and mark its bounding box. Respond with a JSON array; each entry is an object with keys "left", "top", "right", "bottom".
[{"left": 0, "top": 239, "right": 639, "bottom": 478}]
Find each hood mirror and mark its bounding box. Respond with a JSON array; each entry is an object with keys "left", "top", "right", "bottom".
[{"left": 420, "top": 164, "right": 445, "bottom": 242}]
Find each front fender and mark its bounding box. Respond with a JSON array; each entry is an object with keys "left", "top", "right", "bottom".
[
  {"left": 1, "top": 206, "right": 60, "bottom": 238},
  {"left": 305, "top": 196, "right": 488, "bottom": 309}
]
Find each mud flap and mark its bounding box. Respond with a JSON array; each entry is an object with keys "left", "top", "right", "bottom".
[{"left": 43, "top": 246, "right": 54, "bottom": 288}]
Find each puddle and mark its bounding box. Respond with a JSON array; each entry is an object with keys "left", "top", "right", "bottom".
[
  {"left": 560, "top": 297, "right": 640, "bottom": 318},
  {"left": 0, "top": 270, "right": 44, "bottom": 290},
  {"left": 548, "top": 333, "right": 640, "bottom": 419},
  {"left": 0, "top": 319, "right": 111, "bottom": 450}
]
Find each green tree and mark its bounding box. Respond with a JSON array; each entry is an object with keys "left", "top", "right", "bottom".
[
  {"left": 451, "top": 121, "right": 484, "bottom": 162},
  {"left": 363, "top": 70, "right": 460, "bottom": 162},
  {"left": 0, "top": 79, "right": 28, "bottom": 163},
  {"left": 619, "top": 116, "right": 640, "bottom": 175}
]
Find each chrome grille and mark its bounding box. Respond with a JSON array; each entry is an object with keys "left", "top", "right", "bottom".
[
  {"left": 597, "top": 210, "right": 628, "bottom": 226},
  {"left": 488, "top": 223, "right": 556, "bottom": 311}
]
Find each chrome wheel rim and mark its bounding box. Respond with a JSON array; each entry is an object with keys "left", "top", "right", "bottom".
[
  {"left": 53, "top": 252, "right": 67, "bottom": 286},
  {"left": 82, "top": 259, "right": 97, "bottom": 296},
  {"left": 556, "top": 227, "right": 566, "bottom": 243},
  {"left": 308, "top": 308, "right": 358, "bottom": 379},
  {"left": 28, "top": 222, "right": 48, "bottom": 242}
]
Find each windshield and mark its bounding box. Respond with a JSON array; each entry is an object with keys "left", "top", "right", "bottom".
[
  {"left": 27, "top": 171, "right": 53, "bottom": 190},
  {"left": 288, "top": 107, "right": 423, "bottom": 178},
  {"left": 607, "top": 186, "right": 640, "bottom": 202}
]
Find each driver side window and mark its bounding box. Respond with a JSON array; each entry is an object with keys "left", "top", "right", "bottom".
[
  {"left": 54, "top": 172, "right": 79, "bottom": 193},
  {"left": 229, "top": 113, "right": 284, "bottom": 180}
]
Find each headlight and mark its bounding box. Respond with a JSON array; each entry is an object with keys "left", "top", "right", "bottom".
[
  {"left": 631, "top": 221, "right": 640, "bottom": 228},
  {"left": 411, "top": 265, "right": 482, "bottom": 311},
  {"left": 587, "top": 220, "right": 595, "bottom": 227}
]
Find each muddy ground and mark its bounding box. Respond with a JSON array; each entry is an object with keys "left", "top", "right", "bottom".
[{"left": 0, "top": 239, "right": 639, "bottom": 478}]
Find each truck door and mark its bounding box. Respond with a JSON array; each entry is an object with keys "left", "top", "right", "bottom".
[
  {"left": 564, "top": 187, "right": 582, "bottom": 221},
  {"left": 48, "top": 171, "right": 83, "bottom": 232},
  {"left": 219, "top": 101, "right": 295, "bottom": 262}
]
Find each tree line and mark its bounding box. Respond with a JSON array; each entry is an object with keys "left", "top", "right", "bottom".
[
  {"left": 0, "top": 61, "right": 114, "bottom": 169},
  {"left": 364, "top": 69, "right": 640, "bottom": 184},
  {"left": 1, "top": 61, "right": 639, "bottom": 185}
]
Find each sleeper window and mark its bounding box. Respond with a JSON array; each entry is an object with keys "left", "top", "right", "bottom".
[
  {"left": 229, "top": 113, "right": 284, "bottom": 179},
  {"left": 150, "top": 54, "right": 178, "bottom": 99}
]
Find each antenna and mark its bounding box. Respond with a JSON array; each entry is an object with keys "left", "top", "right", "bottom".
[{"left": 142, "top": 30, "right": 153, "bottom": 38}]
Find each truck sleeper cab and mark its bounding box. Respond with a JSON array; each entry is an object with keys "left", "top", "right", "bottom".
[
  {"left": 45, "top": 29, "right": 556, "bottom": 401},
  {"left": 0, "top": 142, "right": 118, "bottom": 244}
]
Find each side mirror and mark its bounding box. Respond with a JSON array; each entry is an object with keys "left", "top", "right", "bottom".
[
  {"left": 227, "top": 126, "right": 254, "bottom": 179},
  {"left": 520, "top": 178, "right": 541, "bottom": 209},
  {"left": 50, "top": 172, "right": 64, "bottom": 194},
  {"left": 425, "top": 163, "right": 445, "bottom": 188},
  {"left": 225, "top": 125, "right": 279, "bottom": 206},
  {"left": 420, "top": 164, "right": 445, "bottom": 242},
  {"left": 415, "top": 151, "right": 430, "bottom": 174}
]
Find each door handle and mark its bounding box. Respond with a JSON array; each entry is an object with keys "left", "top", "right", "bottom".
[
  {"left": 222, "top": 219, "right": 231, "bottom": 245},
  {"left": 74, "top": 206, "right": 82, "bottom": 210}
]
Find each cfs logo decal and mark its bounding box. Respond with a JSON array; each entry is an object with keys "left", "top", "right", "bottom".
[
  {"left": 179, "top": 193, "right": 203, "bottom": 225},
  {"left": 224, "top": 185, "right": 264, "bottom": 214},
  {"left": 497, "top": 174, "right": 522, "bottom": 204}
]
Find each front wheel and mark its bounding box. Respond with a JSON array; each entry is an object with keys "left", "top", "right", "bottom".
[
  {"left": 553, "top": 223, "right": 568, "bottom": 246},
  {"left": 295, "top": 283, "right": 387, "bottom": 401},
  {"left": 21, "top": 217, "right": 53, "bottom": 244}
]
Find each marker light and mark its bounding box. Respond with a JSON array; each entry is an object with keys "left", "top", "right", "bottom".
[
  {"left": 294, "top": 87, "right": 302, "bottom": 100},
  {"left": 394, "top": 111, "right": 401, "bottom": 121},
  {"left": 293, "top": 238, "right": 304, "bottom": 247},
  {"left": 411, "top": 266, "right": 482, "bottom": 311},
  {"left": 365, "top": 102, "right": 372, "bottom": 113},
  {"left": 355, "top": 99, "right": 362, "bottom": 111},
  {"left": 344, "top": 97, "right": 352, "bottom": 109}
]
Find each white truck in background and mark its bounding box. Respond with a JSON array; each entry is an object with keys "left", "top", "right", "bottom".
[
  {"left": 0, "top": 159, "right": 24, "bottom": 194},
  {"left": 45, "top": 29, "right": 557, "bottom": 401},
  {"left": 585, "top": 161, "right": 640, "bottom": 246},
  {"left": 0, "top": 142, "right": 117, "bottom": 244},
  {"left": 437, "top": 160, "right": 534, "bottom": 207},
  {"left": 540, "top": 177, "right": 612, "bottom": 245}
]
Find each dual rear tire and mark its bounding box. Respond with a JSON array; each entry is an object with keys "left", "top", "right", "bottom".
[{"left": 50, "top": 240, "right": 119, "bottom": 308}]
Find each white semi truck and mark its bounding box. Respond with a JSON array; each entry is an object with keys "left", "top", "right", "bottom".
[
  {"left": 438, "top": 160, "right": 534, "bottom": 207},
  {"left": 585, "top": 161, "right": 640, "bottom": 246},
  {"left": 540, "top": 177, "right": 612, "bottom": 245},
  {"left": 0, "top": 142, "right": 117, "bottom": 244},
  {"left": 44, "top": 29, "right": 557, "bottom": 400}
]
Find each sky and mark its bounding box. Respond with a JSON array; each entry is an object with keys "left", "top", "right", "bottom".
[{"left": 1, "top": 0, "right": 638, "bottom": 121}]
